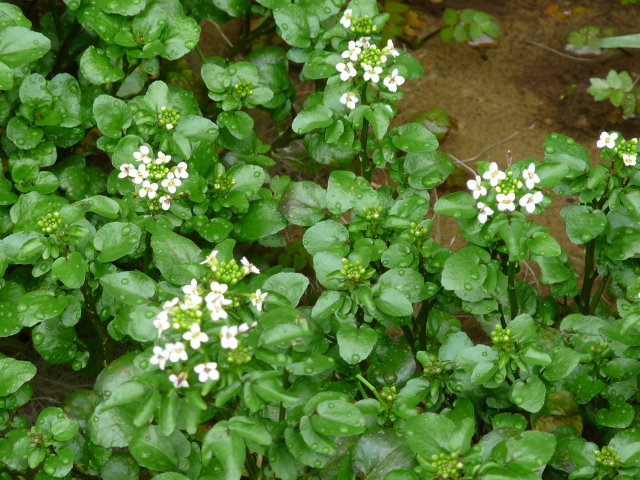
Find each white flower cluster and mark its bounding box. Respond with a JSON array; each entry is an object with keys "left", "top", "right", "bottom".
[
  {"left": 149, "top": 250, "right": 268, "bottom": 389},
  {"left": 467, "top": 162, "right": 543, "bottom": 224},
  {"left": 335, "top": 18, "right": 404, "bottom": 110},
  {"left": 597, "top": 131, "right": 638, "bottom": 167},
  {"left": 118, "top": 146, "right": 188, "bottom": 211}
]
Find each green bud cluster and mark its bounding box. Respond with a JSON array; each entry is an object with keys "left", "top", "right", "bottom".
[
  {"left": 595, "top": 445, "right": 620, "bottom": 469},
  {"left": 495, "top": 171, "right": 523, "bottom": 194},
  {"left": 359, "top": 44, "right": 384, "bottom": 67},
  {"left": 38, "top": 212, "right": 62, "bottom": 235},
  {"left": 158, "top": 106, "right": 180, "bottom": 128},
  {"left": 613, "top": 137, "right": 638, "bottom": 157},
  {"left": 380, "top": 386, "right": 397, "bottom": 402},
  {"left": 491, "top": 325, "right": 515, "bottom": 353},
  {"left": 212, "top": 173, "right": 236, "bottom": 196},
  {"left": 422, "top": 355, "right": 446, "bottom": 377},
  {"left": 27, "top": 430, "right": 46, "bottom": 448},
  {"left": 148, "top": 198, "right": 164, "bottom": 213},
  {"left": 211, "top": 260, "right": 246, "bottom": 286},
  {"left": 590, "top": 341, "right": 609, "bottom": 362},
  {"left": 171, "top": 308, "right": 203, "bottom": 331},
  {"left": 431, "top": 452, "right": 464, "bottom": 480},
  {"left": 147, "top": 162, "right": 171, "bottom": 181},
  {"left": 227, "top": 345, "right": 252, "bottom": 365},
  {"left": 340, "top": 258, "right": 367, "bottom": 284},
  {"left": 233, "top": 81, "right": 254, "bottom": 99},
  {"left": 362, "top": 205, "right": 382, "bottom": 221},
  {"left": 350, "top": 16, "right": 377, "bottom": 35}
]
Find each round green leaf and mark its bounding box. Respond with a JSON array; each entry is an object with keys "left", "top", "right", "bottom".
[
  {"left": 93, "top": 95, "right": 132, "bottom": 138},
  {"left": 0, "top": 358, "right": 36, "bottom": 396},
  {"left": 337, "top": 323, "right": 378, "bottom": 364},
  {"left": 94, "top": 222, "right": 142, "bottom": 262},
  {"left": 100, "top": 271, "right": 156, "bottom": 306}
]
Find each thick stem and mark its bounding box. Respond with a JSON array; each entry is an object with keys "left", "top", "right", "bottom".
[
  {"left": 589, "top": 274, "right": 610, "bottom": 314},
  {"left": 507, "top": 261, "right": 519, "bottom": 320},
  {"left": 224, "top": 15, "right": 275, "bottom": 59},
  {"left": 580, "top": 239, "right": 597, "bottom": 314},
  {"left": 359, "top": 83, "right": 372, "bottom": 181},
  {"left": 81, "top": 284, "right": 113, "bottom": 367},
  {"left": 401, "top": 325, "right": 416, "bottom": 355}
]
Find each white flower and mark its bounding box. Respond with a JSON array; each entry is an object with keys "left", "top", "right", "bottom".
[
  {"left": 182, "top": 279, "right": 199, "bottom": 296},
  {"left": 183, "top": 323, "right": 209, "bottom": 350},
  {"left": 131, "top": 165, "right": 149, "bottom": 184},
  {"left": 339, "top": 92, "right": 359, "bottom": 110},
  {"left": 150, "top": 346, "right": 169, "bottom": 370},
  {"left": 205, "top": 289, "right": 232, "bottom": 307},
  {"left": 597, "top": 131, "right": 618, "bottom": 149},
  {"left": 355, "top": 37, "right": 370, "bottom": 48},
  {"left": 522, "top": 163, "right": 540, "bottom": 190},
  {"left": 241, "top": 257, "right": 260, "bottom": 274},
  {"left": 362, "top": 64, "right": 383, "bottom": 83},
  {"left": 220, "top": 325, "right": 239, "bottom": 350},
  {"left": 168, "top": 372, "right": 189, "bottom": 388},
  {"left": 209, "top": 302, "right": 228, "bottom": 321},
  {"left": 342, "top": 40, "right": 361, "bottom": 61},
  {"left": 340, "top": 8, "right": 352, "bottom": 28},
  {"left": 477, "top": 202, "right": 494, "bottom": 224},
  {"left": 210, "top": 282, "right": 228, "bottom": 294},
  {"left": 251, "top": 289, "right": 268, "bottom": 312},
  {"left": 181, "top": 293, "right": 203, "bottom": 310},
  {"left": 153, "top": 312, "right": 170, "bottom": 336},
  {"left": 166, "top": 123, "right": 174, "bottom": 130},
  {"left": 139, "top": 180, "right": 158, "bottom": 199},
  {"left": 161, "top": 172, "right": 181, "bottom": 194},
  {"left": 482, "top": 162, "right": 507, "bottom": 187},
  {"left": 133, "top": 145, "right": 151, "bottom": 163},
  {"left": 519, "top": 191, "right": 543, "bottom": 214},
  {"left": 623, "top": 153, "right": 637, "bottom": 167},
  {"left": 159, "top": 195, "right": 172, "bottom": 211},
  {"left": 173, "top": 162, "right": 189, "bottom": 179},
  {"left": 119, "top": 164, "right": 135, "bottom": 179},
  {"left": 382, "top": 68, "right": 405, "bottom": 92},
  {"left": 200, "top": 250, "right": 218, "bottom": 265},
  {"left": 156, "top": 151, "right": 171, "bottom": 164},
  {"left": 238, "top": 322, "right": 251, "bottom": 333},
  {"left": 336, "top": 62, "right": 357, "bottom": 82},
  {"left": 467, "top": 175, "right": 487, "bottom": 199},
  {"left": 194, "top": 362, "right": 220, "bottom": 383},
  {"left": 162, "top": 297, "right": 179, "bottom": 310},
  {"left": 496, "top": 192, "right": 516, "bottom": 212},
  {"left": 166, "top": 342, "right": 188, "bottom": 363},
  {"left": 383, "top": 39, "right": 400, "bottom": 57}
]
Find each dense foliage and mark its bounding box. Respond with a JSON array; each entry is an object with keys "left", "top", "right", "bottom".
[{"left": 0, "top": 1, "right": 640, "bottom": 479}]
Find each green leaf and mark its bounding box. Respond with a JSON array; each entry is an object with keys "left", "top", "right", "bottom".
[
  {"left": 526, "top": 232, "right": 561, "bottom": 257},
  {"left": 0, "top": 61, "right": 12, "bottom": 90},
  {"left": 303, "top": 220, "right": 349, "bottom": 256},
  {"left": 202, "top": 422, "right": 246, "bottom": 477},
  {"left": 561, "top": 205, "right": 607, "bottom": 244},
  {"left": 96, "top": 0, "right": 147, "bottom": 15},
  {"left": 80, "top": 46, "right": 125, "bottom": 85},
  {"left": 543, "top": 133, "right": 590, "bottom": 177},
  {"left": 151, "top": 230, "right": 202, "bottom": 285},
  {"left": 404, "top": 151, "right": 455, "bottom": 189},
  {"left": 596, "top": 402, "right": 635, "bottom": 428},
  {"left": 441, "top": 247, "right": 487, "bottom": 292},
  {"left": 292, "top": 104, "right": 334, "bottom": 134},
  {"left": 218, "top": 110, "right": 254, "bottom": 140},
  {"left": 234, "top": 199, "right": 286, "bottom": 241},
  {"left": 274, "top": 5, "right": 317, "bottom": 48},
  {"left": 100, "top": 271, "right": 156, "bottom": 306},
  {"left": 130, "top": 426, "right": 190, "bottom": 471},
  {"left": 279, "top": 181, "right": 327, "bottom": 227},
  {"left": 510, "top": 377, "right": 546, "bottom": 412},
  {"left": 375, "top": 289, "right": 413, "bottom": 317},
  {"left": 263, "top": 272, "right": 309, "bottom": 307},
  {"left": 202, "top": 63, "right": 231, "bottom": 93},
  {"left": 42, "top": 446, "right": 74, "bottom": 477},
  {"left": 51, "top": 251, "right": 86, "bottom": 289},
  {"left": 543, "top": 346, "right": 581, "bottom": 381},
  {"left": 6, "top": 116, "right": 43, "bottom": 150},
  {"left": 391, "top": 123, "right": 438, "bottom": 153},
  {"left": 94, "top": 222, "right": 142, "bottom": 262},
  {"left": 405, "top": 413, "right": 457, "bottom": 457},
  {"left": 311, "top": 399, "right": 366, "bottom": 437},
  {"left": 0, "top": 26, "right": 50, "bottom": 68},
  {"left": 337, "top": 323, "right": 378, "bottom": 364},
  {"left": 0, "top": 358, "right": 36, "bottom": 396},
  {"left": 93, "top": 95, "right": 132, "bottom": 138},
  {"left": 434, "top": 192, "right": 477, "bottom": 219}
]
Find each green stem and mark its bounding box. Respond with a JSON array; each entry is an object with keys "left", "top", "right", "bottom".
[
  {"left": 401, "top": 325, "right": 416, "bottom": 355},
  {"left": 507, "top": 261, "right": 519, "bottom": 319},
  {"left": 589, "top": 274, "right": 610, "bottom": 314},
  {"left": 359, "top": 83, "right": 371, "bottom": 181},
  {"left": 51, "top": 19, "right": 80, "bottom": 75},
  {"left": 355, "top": 374, "right": 384, "bottom": 403},
  {"left": 580, "top": 239, "right": 597, "bottom": 314},
  {"left": 81, "top": 284, "right": 113, "bottom": 367},
  {"left": 416, "top": 299, "right": 433, "bottom": 351},
  {"left": 49, "top": 0, "right": 63, "bottom": 41}
]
